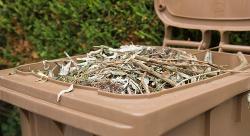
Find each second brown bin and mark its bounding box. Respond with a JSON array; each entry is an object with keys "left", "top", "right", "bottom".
[{"left": 1, "top": 0, "right": 250, "bottom": 136}]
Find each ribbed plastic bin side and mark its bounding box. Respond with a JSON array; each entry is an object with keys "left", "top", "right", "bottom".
[{"left": 20, "top": 110, "right": 94, "bottom": 136}]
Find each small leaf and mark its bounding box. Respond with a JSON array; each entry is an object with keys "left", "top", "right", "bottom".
[
  {"left": 57, "top": 84, "right": 74, "bottom": 102},
  {"left": 59, "top": 61, "right": 71, "bottom": 76}
]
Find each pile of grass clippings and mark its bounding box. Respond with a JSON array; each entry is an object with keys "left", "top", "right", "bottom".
[{"left": 35, "top": 45, "right": 224, "bottom": 95}]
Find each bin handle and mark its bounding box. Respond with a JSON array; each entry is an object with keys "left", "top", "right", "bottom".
[
  {"left": 219, "top": 31, "right": 250, "bottom": 53},
  {"left": 163, "top": 26, "right": 211, "bottom": 50}
]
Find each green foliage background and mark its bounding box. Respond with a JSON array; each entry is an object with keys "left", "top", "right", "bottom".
[
  {"left": 0, "top": 102, "right": 20, "bottom": 136},
  {"left": 0, "top": 0, "right": 163, "bottom": 67},
  {"left": 0, "top": 0, "right": 250, "bottom": 135}
]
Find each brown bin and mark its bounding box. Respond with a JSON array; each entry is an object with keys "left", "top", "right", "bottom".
[{"left": 1, "top": 0, "right": 250, "bottom": 136}]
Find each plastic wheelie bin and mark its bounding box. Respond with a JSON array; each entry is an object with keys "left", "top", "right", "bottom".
[{"left": 1, "top": 0, "right": 250, "bottom": 136}]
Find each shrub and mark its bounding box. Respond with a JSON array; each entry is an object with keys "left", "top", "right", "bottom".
[{"left": 0, "top": 0, "right": 164, "bottom": 65}]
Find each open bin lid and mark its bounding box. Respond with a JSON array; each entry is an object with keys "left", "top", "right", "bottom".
[
  {"left": 155, "top": 0, "right": 250, "bottom": 52},
  {"left": 155, "top": 0, "right": 250, "bottom": 30}
]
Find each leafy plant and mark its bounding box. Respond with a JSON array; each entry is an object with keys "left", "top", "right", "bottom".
[
  {"left": 0, "top": 0, "right": 163, "bottom": 65},
  {"left": 0, "top": 102, "right": 21, "bottom": 136}
]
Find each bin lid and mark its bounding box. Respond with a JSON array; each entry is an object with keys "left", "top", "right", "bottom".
[{"left": 155, "top": 0, "right": 250, "bottom": 31}]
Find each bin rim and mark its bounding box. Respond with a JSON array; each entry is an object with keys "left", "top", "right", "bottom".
[{"left": 14, "top": 49, "right": 247, "bottom": 99}]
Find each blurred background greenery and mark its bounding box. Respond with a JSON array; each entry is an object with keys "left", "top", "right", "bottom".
[
  {"left": 0, "top": 102, "right": 20, "bottom": 136},
  {"left": 0, "top": 0, "right": 250, "bottom": 135}
]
